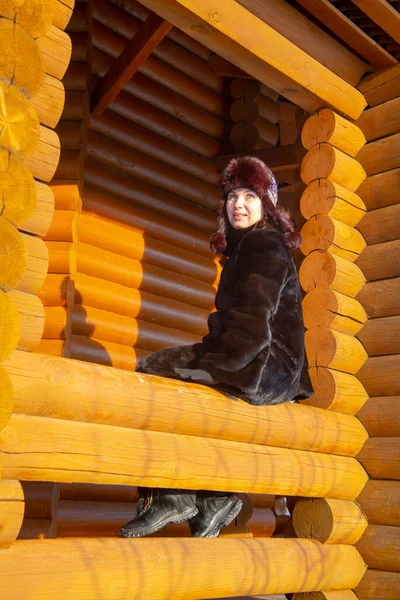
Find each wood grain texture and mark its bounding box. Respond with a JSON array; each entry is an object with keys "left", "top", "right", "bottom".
[
  {"left": 299, "top": 251, "right": 365, "bottom": 297},
  {"left": 358, "top": 355, "right": 400, "bottom": 396},
  {"left": 301, "top": 109, "right": 366, "bottom": 156},
  {"left": 3, "top": 350, "right": 368, "bottom": 456},
  {"left": 356, "top": 524, "right": 400, "bottom": 572},
  {"left": 0, "top": 538, "right": 366, "bottom": 599},
  {"left": 0, "top": 480, "right": 25, "bottom": 548},
  {"left": 357, "top": 396, "right": 400, "bottom": 437},
  {"left": 301, "top": 367, "right": 368, "bottom": 415},
  {"left": 355, "top": 569, "right": 400, "bottom": 600},
  {"left": 357, "top": 480, "right": 400, "bottom": 526},
  {"left": 357, "top": 437, "right": 400, "bottom": 479}
]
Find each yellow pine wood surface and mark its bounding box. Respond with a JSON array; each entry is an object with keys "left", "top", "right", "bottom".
[
  {"left": 302, "top": 288, "right": 367, "bottom": 335},
  {"left": 0, "top": 480, "right": 25, "bottom": 549},
  {"left": 300, "top": 179, "right": 366, "bottom": 227},
  {"left": 0, "top": 83, "right": 40, "bottom": 158},
  {"left": 301, "top": 108, "right": 366, "bottom": 156},
  {"left": 305, "top": 326, "right": 368, "bottom": 374},
  {"left": 0, "top": 290, "right": 21, "bottom": 362},
  {"left": 30, "top": 74, "right": 65, "bottom": 129},
  {"left": 3, "top": 350, "right": 368, "bottom": 456},
  {"left": 299, "top": 251, "right": 365, "bottom": 297},
  {"left": 0, "top": 538, "right": 366, "bottom": 599},
  {"left": 301, "top": 143, "right": 366, "bottom": 191},
  {"left": 0, "top": 0, "right": 56, "bottom": 38},
  {"left": 0, "top": 413, "right": 368, "bottom": 499},
  {"left": 302, "top": 367, "right": 368, "bottom": 415},
  {"left": 300, "top": 215, "right": 366, "bottom": 262},
  {"left": 0, "top": 364, "right": 14, "bottom": 433},
  {"left": 293, "top": 498, "right": 367, "bottom": 544}
]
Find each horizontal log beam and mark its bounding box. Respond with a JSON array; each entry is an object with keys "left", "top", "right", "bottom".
[
  {"left": 355, "top": 569, "right": 400, "bottom": 600},
  {"left": 358, "top": 64, "right": 400, "bottom": 108},
  {"left": 357, "top": 396, "right": 400, "bottom": 437},
  {"left": 357, "top": 167, "right": 400, "bottom": 210},
  {"left": 356, "top": 316, "right": 400, "bottom": 356},
  {"left": 356, "top": 437, "right": 400, "bottom": 480},
  {"left": 0, "top": 538, "right": 366, "bottom": 599},
  {"left": 357, "top": 480, "right": 400, "bottom": 527},
  {"left": 357, "top": 277, "right": 400, "bottom": 318},
  {"left": 356, "top": 524, "right": 400, "bottom": 573},
  {"left": 356, "top": 239, "right": 400, "bottom": 281},
  {"left": 357, "top": 204, "right": 400, "bottom": 245},
  {"left": 3, "top": 350, "right": 368, "bottom": 456},
  {"left": 357, "top": 133, "right": 400, "bottom": 177},
  {"left": 357, "top": 97, "right": 400, "bottom": 142},
  {"left": 357, "top": 355, "right": 400, "bottom": 397},
  {"left": 351, "top": 0, "right": 400, "bottom": 45}
]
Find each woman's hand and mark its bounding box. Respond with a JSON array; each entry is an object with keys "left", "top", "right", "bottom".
[{"left": 174, "top": 368, "right": 215, "bottom": 385}]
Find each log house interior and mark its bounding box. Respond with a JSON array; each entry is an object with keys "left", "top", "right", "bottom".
[{"left": 1, "top": 0, "right": 400, "bottom": 598}]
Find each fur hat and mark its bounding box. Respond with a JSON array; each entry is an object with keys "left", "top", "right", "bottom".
[{"left": 210, "top": 156, "right": 302, "bottom": 253}]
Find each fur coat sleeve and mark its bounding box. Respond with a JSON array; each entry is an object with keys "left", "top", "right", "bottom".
[{"left": 198, "top": 229, "right": 290, "bottom": 386}]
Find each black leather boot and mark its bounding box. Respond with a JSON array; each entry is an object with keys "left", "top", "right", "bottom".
[
  {"left": 120, "top": 487, "right": 198, "bottom": 538},
  {"left": 189, "top": 491, "right": 243, "bottom": 538}
]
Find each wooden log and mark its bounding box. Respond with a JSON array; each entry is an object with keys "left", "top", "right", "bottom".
[
  {"left": 300, "top": 215, "right": 366, "bottom": 262},
  {"left": 358, "top": 355, "right": 400, "bottom": 397},
  {"left": 71, "top": 304, "right": 200, "bottom": 351},
  {"left": 0, "top": 480, "right": 25, "bottom": 549},
  {"left": 54, "top": 149, "right": 83, "bottom": 180},
  {"left": 38, "top": 274, "right": 74, "bottom": 307},
  {"left": 63, "top": 61, "right": 90, "bottom": 91},
  {"left": 78, "top": 213, "right": 219, "bottom": 284},
  {"left": 69, "top": 32, "right": 89, "bottom": 63},
  {"left": 42, "top": 210, "right": 77, "bottom": 242},
  {"left": 0, "top": 82, "right": 40, "bottom": 158},
  {"left": 8, "top": 290, "right": 45, "bottom": 352},
  {"left": 30, "top": 74, "right": 65, "bottom": 129},
  {"left": 46, "top": 242, "right": 74, "bottom": 273},
  {"left": 357, "top": 316, "right": 400, "bottom": 356},
  {"left": 90, "top": 109, "right": 219, "bottom": 184},
  {"left": 0, "top": 150, "right": 36, "bottom": 228},
  {"left": 20, "top": 181, "right": 55, "bottom": 237},
  {"left": 302, "top": 367, "right": 368, "bottom": 414},
  {"left": 43, "top": 306, "right": 69, "bottom": 339},
  {"left": 0, "top": 217, "right": 27, "bottom": 292},
  {"left": 87, "top": 130, "right": 219, "bottom": 211},
  {"left": 75, "top": 243, "right": 216, "bottom": 310},
  {"left": 157, "top": 0, "right": 366, "bottom": 119},
  {"left": 0, "top": 0, "right": 56, "bottom": 38},
  {"left": 0, "top": 413, "right": 368, "bottom": 498},
  {"left": 301, "top": 109, "right": 366, "bottom": 156},
  {"left": 293, "top": 498, "right": 367, "bottom": 544},
  {"left": 109, "top": 89, "right": 220, "bottom": 159},
  {"left": 18, "top": 518, "right": 57, "bottom": 539},
  {"left": 357, "top": 96, "right": 400, "bottom": 142},
  {"left": 0, "top": 18, "right": 45, "bottom": 97},
  {"left": 15, "top": 233, "right": 49, "bottom": 296},
  {"left": 230, "top": 79, "right": 260, "bottom": 99},
  {"left": 50, "top": 181, "right": 81, "bottom": 211},
  {"left": 357, "top": 480, "right": 400, "bottom": 527},
  {"left": 351, "top": 0, "right": 400, "bottom": 44},
  {"left": 236, "top": 0, "right": 368, "bottom": 86},
  {"left": 56, "top": 120, "right": 86, "bottom": 150},
  {"left": 356, "top": 239, "right": 400, "bottom": 282},
  {"left": 357, "top": 438, "right": 400, "bottom": 480},
  {"left": 66, "top": 334, "right": 148, "bottom": 370},
  {"left": 4, "top": 350, "right": 368, "bottom": 457},
  {"left": 357, "top": 204, "right": 400, "bottom": 245},
  {"left": 36, "top": 24, "right": 72, "bottom": 80},
  {"left": 73, "top": 272, "right": 209, "bottom": 336},
  {"left": 248, "top": 508, "right": 276, "bottom": 537},
  {"left": 356, "top": 524, "right": 400, "bottom": 572},
  {"left": 0, "top": 537, "right": 366, "bottom": 599},
  {"left": 305, "top": 326, "right": 368, "bottom": 374},
  {"left": 92, "top": 20, "right": 224, "bottom": 118},
  {"left": 357, "top": 167, "right": 400, "bottom": 210},
  {"left": 299, "top": 251, "right": 365, "bottom": 297},
  {"left": 358, "top": 63, "right": 400, "bottom": 108},
  {"left": 35, "top": 338, "right": 66, "bottom": 356},
  {"left": 56, "top": 499, "right": 138, "bottom": 537},
  {"left": 359, "top": 131, "right": 400, "bottom": 178},
  {"left": 292, "top": 592, "right": 358, "bottom": 600},
  {"left": 357, "top": 396, "right": 400, "bottom": 437},
  {"left": 61, "top": 90, "right": 88, "bottom": 121},
  {"left": 92, "top": 50, "right": 226, "bottom": 140},
  {"left": 302, "top": 288, "right": 367, "bottom": 335},
  {"left": 53, "top": 0, "right": 73, "bottom": 31},
  {"left": 24, "top": 125, "right": 61, "bottom": 182},
  {"left": 84, "top": 162, "right": 215, "bottom": 235},
  {"left": 301, "top": 144, "right": 367, "bottom": 192},
  {"left": 21, "top": 482, "right": 60, "bottom": 519},
  {"left": 357, "top": 277, "right": 400, "bottom": 318},
  {"left": 0, "top": 364, "right": 14, "bottom": 433},
  {"left": 300, "top": 180, "right": 365, "bottom": 228},
  {"left": 355, "top": 569, "right": 400, "bottom": 600},
  {"left": 254, "top": 117, "right": 279, "bottom": 146},
  {"left": 59, "top": 483, "right": 138, "bottom": 503},
  {"left": 94, "top": 0, "right": 223, "bottom": 93},
  {"left": 248, "top": 494, "right": 275, "bottom": 510}
]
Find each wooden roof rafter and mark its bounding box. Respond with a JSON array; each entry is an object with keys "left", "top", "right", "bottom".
[
  {"left": 90, "top": 11, "right": 172, "bottom": 117},
  {"left": 295, "top": 0, "right": 398, "bottom": 68},
  {"left": 351, "top": 0, "right": 400, "bottom": 44}
]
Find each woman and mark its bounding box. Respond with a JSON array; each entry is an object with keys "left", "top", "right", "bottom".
[{"left": 120, "top": 156, "right": 313, "bottom": 539}]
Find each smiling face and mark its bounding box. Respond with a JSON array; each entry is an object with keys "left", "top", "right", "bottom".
[{"left": 226, "top": 187, "right": 264, "bottom": 229}]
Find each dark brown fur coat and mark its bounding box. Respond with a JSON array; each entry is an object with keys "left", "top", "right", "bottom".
[{"left": 137, "top": 226, "right": 313, "bottom": 405}]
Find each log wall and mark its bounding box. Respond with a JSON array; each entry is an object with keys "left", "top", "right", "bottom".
[
  {"left": 352, "top": 68, "right": 400, "bottom": 599},
  {"left": 0, "top": 0, "right": 74, "bottom": 547}
]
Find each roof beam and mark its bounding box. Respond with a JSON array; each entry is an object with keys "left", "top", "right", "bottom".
[
  {"left": 176, "top": 0, "right": 366, "bottom": 119},
  {"left": 90, "top": 12, "right": 172, "bottom": 117},
  {"left": 351, "top": 0, "right": 400, "bottom": 44},
  {"left": 295, "top": 0, "right": 398, "bottom": 68},
  {"left": 139, "top": 0, "right": 366, "bottom": 119}
]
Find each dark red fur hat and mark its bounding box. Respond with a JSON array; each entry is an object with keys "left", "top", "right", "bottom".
[{"left": 210, "top": 156, "right": 302, "bottom": 253}]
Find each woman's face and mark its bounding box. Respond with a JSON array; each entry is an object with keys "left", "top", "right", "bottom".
[{"left": 226, "top": 187, "right": 264, "bottom": 229}]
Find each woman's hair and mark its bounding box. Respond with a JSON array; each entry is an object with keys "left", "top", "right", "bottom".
[{"left": 210, "top": 156, "right": 302, "bottom": 253}]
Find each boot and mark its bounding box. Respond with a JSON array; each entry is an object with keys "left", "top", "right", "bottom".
[
  {"left": 120, "top": 487, "right": 198, "bottom": 538},
  {"left": 189, "top": 491, "right": 243, "bottom": 538}
]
